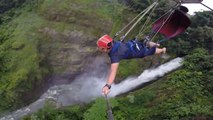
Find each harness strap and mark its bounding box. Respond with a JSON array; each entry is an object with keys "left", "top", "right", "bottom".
[{"left": 126, "top": 40, "right": 147, "bottom": 58}]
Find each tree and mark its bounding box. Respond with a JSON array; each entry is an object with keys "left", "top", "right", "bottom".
[
  {"left": 0, "top": 0, "right": 26, "bottom": 13},
  {"left": 191, "top": 11, "right": 213, "bottom": 28}
]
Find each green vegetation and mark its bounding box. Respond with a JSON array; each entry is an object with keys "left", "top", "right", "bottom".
[
  {"left": 22, "top": 97, "right": 119, "bottom": 120},
  {"left": 0, "top": 1, "right": 49, "bottom": 112},
  {"left": 164, "top": 11, "right": 213, "bottom": 56},
  {"left": 22, "top": 48, "right": 213, "bottom": 120},
  {"left": 114, "top": 48, "right": 213, "bottom": 120},
  {"left": 22, "top": 101, "right": 89, "bottom": 120},
  {"left": 22, "top": 0, "right": 212, "bottom": 119},
  {"left": 83, "top": 98, "right": 118, "bottom": 120},
  {"left": 0, "top": 0, "right": 126, "bottom": 113}
]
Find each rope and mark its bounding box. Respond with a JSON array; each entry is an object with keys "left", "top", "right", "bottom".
[
  {"left": 105, "top": 95, "right": 114, "bottom": 120},
  {"left": 113, "top": 2, "right": 158, "bottom": 41},
  {"left": 136, "top": 2, "right": 158, "bottom": 39},
  {"left": 113, "top": 6, "right": 148, "bottom": 39},
  {"left": 137, "top": 2, "right": 179, "bottom": 43},
  {"left": 152, "top": 10, "right": 175, "bottom": 43},
  {"left": 142, "top": 7, "right": 174, "bottom": 35},
  {"left": 149, "top": 3, "right": 180, "bottom": 43},
  {"left": 145, "top": 4, "right": 180, "bottom": 69},
  {"left": 114, "top": 0, "right": 182, "bottom": 44},
  {"left": 121, "top": 2, "right": 158, "bottom": 42}
]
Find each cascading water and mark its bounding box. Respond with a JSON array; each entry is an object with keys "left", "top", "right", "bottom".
[
  {"left": 110, "top": 57, "right": 183, "bottom": 96},
  {"left": 0, "top": 57, "right": 183, "bottom": 120}
]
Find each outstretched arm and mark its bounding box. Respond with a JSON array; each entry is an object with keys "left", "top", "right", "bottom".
[{"left": 102, "top": 63, "right": 119, "bottom": 95}]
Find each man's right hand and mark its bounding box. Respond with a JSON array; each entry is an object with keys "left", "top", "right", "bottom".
[{"left": 102, "top": 85, "right": 110, "bottom": 95}]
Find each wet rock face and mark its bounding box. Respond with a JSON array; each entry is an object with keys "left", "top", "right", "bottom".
[
  {"left": 39, "top": 27, "right": 98, "bottom": 83},
  {"left": 24, "top": 26, "right": 106, "bottom": 105},
  {"left": 37, "top": 1, "right": 113, "bottom": 82},
  {"left": 19, "top": 1, "right": 114, "bottom": 106},
  {"left": 38, "top": 22, "right": 112, "bottom": 86},
  {"left": 40, "top": 28, "right": 95, "bottom": 72}
]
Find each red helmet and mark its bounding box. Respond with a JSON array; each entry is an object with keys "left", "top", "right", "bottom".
[{"left": 97, "top": 35, "right": 113, "bottom": 49}]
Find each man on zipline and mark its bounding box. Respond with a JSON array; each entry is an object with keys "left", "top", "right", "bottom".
[{"left": 97, "top": 35, "right": 166, "bottom": 95}]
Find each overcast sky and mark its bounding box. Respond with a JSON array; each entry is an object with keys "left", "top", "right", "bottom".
[{"left": 182, "top": 0, "right": 213, "bottom": 15}]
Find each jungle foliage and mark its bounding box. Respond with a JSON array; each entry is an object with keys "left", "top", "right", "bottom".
[
  {"left": 0, "top": 0, "right": 125, "bottom": 113},
  {"left": 0, "top": 0, "right": 50, "bottom": 112}
]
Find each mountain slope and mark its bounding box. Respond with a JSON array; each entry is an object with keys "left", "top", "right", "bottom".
[{"left": 0, "top": 0, "right": 125, "bottom": 113}]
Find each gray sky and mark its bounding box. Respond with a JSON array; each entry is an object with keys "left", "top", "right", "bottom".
[{"left": 182, "top": 0, "right": 213, "bottom": 14}]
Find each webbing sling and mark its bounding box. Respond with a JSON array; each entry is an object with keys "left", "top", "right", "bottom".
[{"left": 126, "top": 40, "right": 147, "bottom": 58}]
